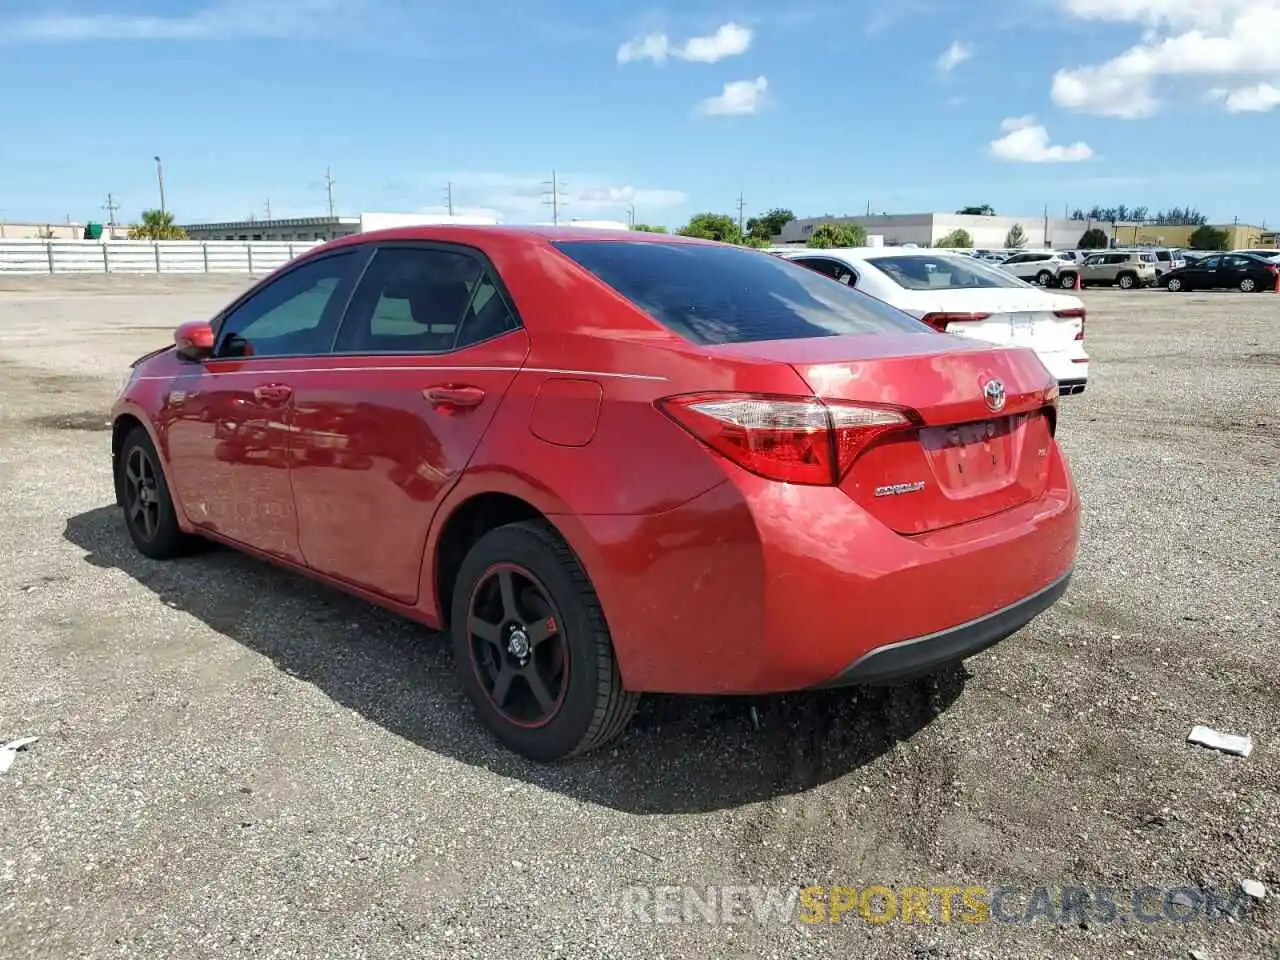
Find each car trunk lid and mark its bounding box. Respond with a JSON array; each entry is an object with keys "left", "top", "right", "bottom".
[{"left": 709, "top": 332, "right": 1059, "bottom": 534}]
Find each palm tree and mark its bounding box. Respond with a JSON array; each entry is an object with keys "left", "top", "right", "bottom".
[{"left": 129, "top": 209, "right": 187, "bottom": 240}]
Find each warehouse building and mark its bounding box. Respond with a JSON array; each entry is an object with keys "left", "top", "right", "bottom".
[{"left": 177, "top": 211, "right": 499, "bottom": 242}]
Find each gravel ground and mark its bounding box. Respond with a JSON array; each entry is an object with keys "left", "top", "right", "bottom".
[{"left": 0, "top": 276, "right": 1276, "bottom": 960}]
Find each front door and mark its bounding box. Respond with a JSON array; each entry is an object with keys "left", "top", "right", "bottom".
[
  {"left": 162, "top": 248, "right": 364, "bottom": 561},
  {"left": 289, "top": 243, "right": 530, "bottom": 603}
]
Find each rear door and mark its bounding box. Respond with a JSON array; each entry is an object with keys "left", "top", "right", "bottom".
[
  {"left": 288, "top": 242, "right": 529, "bottom": 603},
  {"left": 791, "top": 256, "right": 858, "bottom": 286}
]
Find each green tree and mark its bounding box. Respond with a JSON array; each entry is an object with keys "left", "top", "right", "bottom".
[
  {"left": 807, "top": 221, "right": 867, "bottom": 249},
  {"left": 1187, "top": 224, "right": 1229, "bottom": 250},
  {"left": 957, "top": 205, "right": 996, "bottom": 216},
  {"left": 1005, "top": 224, "right": 1028, "bottom": 249},
  {"left": 745, "top": 207, "right": 795, "bottom": 242},
  {"left": 129, "top": 209, "right": 187, "bottom": 240},
  {"left": 742, "top": 236, "right": 771, "bottom": 248},
  {"left": 630, "top": 223, "right": 668, "bottom": 234},
  {"left": 676, "top": 212, "right": 742, "bottom": 244},
  {"left": 935, "top": 229, "right": 973, "bottom": 248},
  {"left": 1077, "top": 227, "right": 1109, "bottom": 249}
]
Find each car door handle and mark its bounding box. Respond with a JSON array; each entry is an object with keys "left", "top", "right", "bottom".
[
  {"left": 424, "top": 384, "right": 486, "bottom": 410},
  {"left": 252, "top": 383, "right": 293, "bottom": 405}
]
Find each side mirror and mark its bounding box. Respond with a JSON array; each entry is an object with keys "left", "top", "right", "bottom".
[{"left": 175, "top": 321, "right": 214, "bottom": 361}]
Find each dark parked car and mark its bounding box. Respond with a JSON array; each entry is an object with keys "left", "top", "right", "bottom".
[{"left": 1162, "top": 253, "right": 1279, "bottom": 293}]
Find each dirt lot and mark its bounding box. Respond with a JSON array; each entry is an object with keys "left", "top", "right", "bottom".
[{"left": 0, "top": 275, "right": 1276, "bottom": 959}]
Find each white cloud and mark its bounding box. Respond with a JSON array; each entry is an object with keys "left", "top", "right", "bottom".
[
  {"left": 1216, "top": 81, "right": 1280, "bottom": 112},
  {"left": 697, "top": 77, "right": 768, "bottom": 116},
  {"left": 936, "top": 41, "right": 971, "bottom": 72},
  {"left": 0, "top": 0, "right": 343, "bottom": 41},
  {"left": 1052, "top": 0, "right": 1280, "bottom": 117},
  {"left": 617, "top": 22, "right": 752, "bottom": 64},
  {"left": 421, "top": 172, "right": 688, "bottom": 223},
  {"left": 989, "top": 116, "right": 1094, "bottom": 163}
]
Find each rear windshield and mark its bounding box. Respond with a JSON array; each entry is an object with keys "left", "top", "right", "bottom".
[
  {"left": 866, "top": 254, "right": 1029, "bottom": 291},
  {"left": 551, "top": 240, "right": 928, "bottom": 345}
]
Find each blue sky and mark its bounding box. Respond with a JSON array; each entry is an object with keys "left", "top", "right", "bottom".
[{"left": 2, "top": 0, "right": 1278, "bottom": 229}]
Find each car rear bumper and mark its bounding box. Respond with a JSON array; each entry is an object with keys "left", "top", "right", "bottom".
[
  {"left": 575, "top": 443, "right": 1079, "bottom": 695},
  {"left": 1038, "top": 349, "right": 1088, "bottom": 387},
  {"left": 810, "top": 570, "right": 1072, "bottom": 687}
]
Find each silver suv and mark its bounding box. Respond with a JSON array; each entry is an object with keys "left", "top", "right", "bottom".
[
  {"left": 998, "top": 251, "right": 1073, "bottom": 286},
  {"left": 1080, "top": 251, "right": 1158, "bottom": 289}
]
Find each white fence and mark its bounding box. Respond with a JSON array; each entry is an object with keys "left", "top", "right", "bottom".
[{"left": 0, "top": 239, "right": 324, "bottom": 275}]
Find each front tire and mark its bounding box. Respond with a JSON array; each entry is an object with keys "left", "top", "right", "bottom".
[
  {"left": 1240, "top": 277, "right": 1257, "bottom": 292},
  {"left": 450, "top": 520, "right": 638, "bottom": 761},
  {"left": 1059, "top": 273, "right": 1078, "bottom": 289},
  {"left": 1167, "top": 277, "right": 1184, "bottom": 292},
  {"left": 117, "top": 426, "right": 198, "bottom": 560}
]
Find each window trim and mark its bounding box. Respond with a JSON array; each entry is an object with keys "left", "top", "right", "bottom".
[
  {"left": 208, "top": 245, "right": 372, "bottom": 361},
  {"left": 326, "top": 240, "right": 525, "bottom": 358}
]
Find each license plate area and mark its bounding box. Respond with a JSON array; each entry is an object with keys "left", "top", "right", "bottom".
[{"left": 918, "top": 414, "right": 1023, "bottom": 497}]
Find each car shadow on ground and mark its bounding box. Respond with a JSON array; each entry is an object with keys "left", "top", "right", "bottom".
[{"left": 65, "top": 505, "right": 967, "bottom": 815}]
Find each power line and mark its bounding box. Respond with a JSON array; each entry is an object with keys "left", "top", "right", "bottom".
[
  {"left": 102, "top": 192, "right": 120, "bottom": 228},
  {"left": 542, "top": 169, "right": 567, "bottom": 225}
]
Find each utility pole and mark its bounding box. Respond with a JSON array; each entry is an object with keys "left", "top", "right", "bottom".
[
  {"left": 265, "top": 198, "right": 272, "bottom": 221},
  {"left": 627, "top": 203, "right": 635, "bottom": 228},
  {"left": 736, "top": 190, "right": 746, "bottom": 237},
  {"left": 103, "top": 193, "right": 120, "bottom": 230},
  {"left": 324, "top": 166, "right": 336, "bottom": 219},
  {"left": 153, "top": 156, "right": 166, "bottom": 215},
  {"left": 444, "top": 182, "right": 454, "bottom": 216},
  {"left": 866, "top": 199, "right": 872, "bottom": 216},
  {"left": 542, "top": 169, "right": 566, "bottom": 225}
]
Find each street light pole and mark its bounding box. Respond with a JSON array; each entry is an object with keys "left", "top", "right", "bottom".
[{"left": 154, "top": 156, "right": 167, "bottom": 215}]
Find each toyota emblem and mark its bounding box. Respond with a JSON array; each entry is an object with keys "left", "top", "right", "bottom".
[{"left": 983, "top": 378, "right": 1007, "bottom": 412}]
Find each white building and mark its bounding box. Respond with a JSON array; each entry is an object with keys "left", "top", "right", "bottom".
[
  {"left": 777, "top": 213, "right": 1115, "bottom": 250},
  {"left": 178, "top": 211, "right": 500, "bottom": 242}
]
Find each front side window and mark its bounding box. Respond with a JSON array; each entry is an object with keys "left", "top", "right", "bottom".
[
  {"left": 1200, "top": 256, "right": 1222, "bottom": 269},
  {"left": 214, "top": 250, "right": 359, "bottom": 358},
  {"left": 867, "top": 254, "right": 1027, "bottom": 291},
  {"left": 552, "top": 240, "right": 927, "bottom": 345}
]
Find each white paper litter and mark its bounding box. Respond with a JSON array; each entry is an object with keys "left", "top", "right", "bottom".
[
  {"left": 0, "top": 736, "right": 39, "bottom": 774},
  {"left": 1241, "top": 879, "right": 1267, "bottom": 899},
  {"left": 1187, "top": 725, "right": 1253, "bottom": 757}
]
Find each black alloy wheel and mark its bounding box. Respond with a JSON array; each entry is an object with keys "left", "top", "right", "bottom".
[
  {"left": 450, "top": 520, "right": 638, "bottom": 761},
  {"left": 118, "top": 426, "right": 196, "bottom": 559}
]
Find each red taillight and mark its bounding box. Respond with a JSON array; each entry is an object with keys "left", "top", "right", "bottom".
[
  {"left": 1056, "top": 306, "right": 1086, "bottom": 341},
  {"left": 918, "top": 312, "right": 991, "bottom": 332},
  {"left": 657, "top": 392, "right": 915, "bottom": 485}
]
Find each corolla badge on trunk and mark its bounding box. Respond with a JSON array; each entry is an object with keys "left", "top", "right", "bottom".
[
  {"left": 874, "top": 481, "right": 926, "bottom": 498},
  {"left": 983, "top": 378, "right": 1007, "bottom": 412}
]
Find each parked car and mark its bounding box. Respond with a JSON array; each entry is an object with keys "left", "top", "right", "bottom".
[
  {"left": 112, "top": 227, "right": 1080, "bottom": 761},
  {"left": 1145, "top": 247, "right": 1186, "bottom": 277},
  {"left": 1079, "top": 251, "right": 1159, "bottom": 289},
  {"left": 997, "top": 251, "right": 1075, "bottom": 286},
  {"left": 776, "top": 247, "right": 1089, "bottom": 394},
  {"left": 1162, "top": 252, "right": 1280, "bottom": 292},
  {"left": 1230, "top": 248, "right": 1280, "bottom": 264}
]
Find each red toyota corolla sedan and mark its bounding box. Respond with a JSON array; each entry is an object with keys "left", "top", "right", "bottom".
[{"left": 110, "top": 226, "right": 1079, "bottom": 761}]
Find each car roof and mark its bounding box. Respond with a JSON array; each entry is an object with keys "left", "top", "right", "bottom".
[
  {"left": 325, "top": 224, "right": 708, "bottom": 250},
  {"left": 773, "top": 247, "right": 976, "bottom": 261}
]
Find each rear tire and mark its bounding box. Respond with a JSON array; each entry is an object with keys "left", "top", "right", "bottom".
[
  {"left": 1167, "top": 277, "right": 1184, "bottom": 292},
  {"left": 450, "top": 520, "right": 639, "bottom": 761},
  {"left": 1240, "top": 277, "right": 1257, "bottom": 293},
  {"left": 117, "top": 426, "right": 199, "bottom": 560},
  {"left": 1117, "top": 272, "right": 1136, "bottom": 290},
  {"left": 1036, "top": 270, "right": 1053, "bottom": 286}
]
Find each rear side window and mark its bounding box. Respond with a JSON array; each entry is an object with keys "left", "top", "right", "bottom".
[
  {"left": 333, "top": 246, "right": 518, "bottom": 353},
  {"left": 551, "top": 241, "right": 926, "bottom": 345},
  {"left": 867, "top": 255, "right": 1027, "bottom": 290}
]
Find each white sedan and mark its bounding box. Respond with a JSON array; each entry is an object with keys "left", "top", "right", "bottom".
[{"left": 773, "top": 247, "right": 1089, "bottom": 394}]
